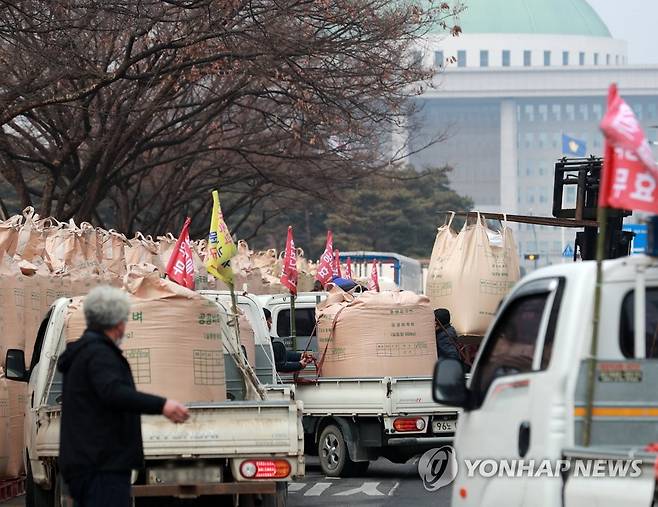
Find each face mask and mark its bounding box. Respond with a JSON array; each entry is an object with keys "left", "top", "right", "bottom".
[{"left": 115, "top": 337, "right": 124, "bottom": 348}]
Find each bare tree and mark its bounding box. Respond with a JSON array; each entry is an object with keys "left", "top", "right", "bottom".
[{"left": 0, "top": 0, "right": 461, "bottom": 233}]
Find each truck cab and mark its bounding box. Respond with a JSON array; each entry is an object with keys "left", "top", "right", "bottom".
[{"left": 433, "top": 255, "right": 658, "bottom": 507}]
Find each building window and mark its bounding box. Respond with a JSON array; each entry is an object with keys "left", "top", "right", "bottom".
[
  {"left": 579, "top": 103, "right": 589, "bottom": 121},
  {"left": 524, "top": 50, "right": 532, "bottom": 66},
  {"left": 480, "top": 50, "right": 489, "bottom": 67},
  {"left": 544, "top": 51, "right": 551, "bottom": 66},
  {"left": 551, "top": 104, "right": 561, "bottom": 121},
  {"left": 457, "top": 50, "right": 466, "bottom": 67},
  {"left": 606, "top": 54, "right": 610, "bottom": 65},
  {"left": 594, "top": 53, "right": 599, "bottom": 65},
  {"left": 593, "top": 103, "right": 603, "bottom": 120},
  {"left": 525, "top": 132, "right": 534, "bottom": 148},
  {"left": 538, "top": 104, "right": 548, "bottom": 122},
  {"left": 434, "top": 51, "right": 444, "bottom": 67},
  {"left": 524, "top": 105, "right": 535, "bottom": 122},
  {"left": 616, "top": 55, "right": 620, "bottom": 65},
  {"left": 579, "top": 52, "right": 585, "bottom": 65},
  {"left": 410, "top": 50, "right": 422, "bottom": 66},
  {"left": 502, "top": 50, "right": 511, "bottom": 67},
  {"left": 562, "top": 51, "right": 569, "bottom": 66},
  {"left": 566, "top": 104, "right": 575, "bottom": 121}
]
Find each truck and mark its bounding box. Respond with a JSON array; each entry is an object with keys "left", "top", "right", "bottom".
[
  {"left": 257, "top": 291, "right": 460, "bottom": 477},
  {"left": 432, "top": 253, "right": 658, "bottom": 506},
  {"left": 4, "top": 296, "right": 304, "bottom": 507}
]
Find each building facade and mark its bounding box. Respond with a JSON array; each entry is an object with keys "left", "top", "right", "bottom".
[{"left": 407, "top": 0, "right": 658, "bottom": 267}]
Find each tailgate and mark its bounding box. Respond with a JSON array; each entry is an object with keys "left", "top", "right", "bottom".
[
  {"left": 141, "top": 401, "right": 304, "bottom": 459},
  {"left": 295, "top": 378, "right": 390, "bottom": 415},
  {"left": 389, "top": 377, "right": 460, "bottom": 415}
]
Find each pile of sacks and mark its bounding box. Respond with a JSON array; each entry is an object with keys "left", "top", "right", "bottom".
[
  {"left": 425, "top": 213, "right": 521, "bottom": 337},
  {"left": 316, "top": 288, "right": 437, "bottom": 378},
  {"left": 0, "top": 208, "right": 271, "bottom": 479}
]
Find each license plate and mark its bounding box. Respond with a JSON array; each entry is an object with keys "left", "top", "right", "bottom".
[
  {"left": 432, "top": 420, "right": 457, "bottom": 433},
  {"left": 147, "top": 466, "right": 222, "bottom": 485}
]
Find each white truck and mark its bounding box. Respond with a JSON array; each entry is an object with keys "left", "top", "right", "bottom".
[
  {"left": 257, "top": 291, "right": 460, "bottom": 477},
  {"left": 433, "top": 254, "right": 658, "bottom": 506},
  {"left": 4, "top": 296, "right": 304, "bottom": 507}
]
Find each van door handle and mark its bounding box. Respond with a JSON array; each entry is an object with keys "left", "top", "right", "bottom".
[{"left": 518, "top": 421, "right": 530, "bottom": 457}]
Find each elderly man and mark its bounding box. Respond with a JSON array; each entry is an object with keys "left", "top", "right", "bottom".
[{"left": 58, "top": 286, "right": 190, "bottom": 507}]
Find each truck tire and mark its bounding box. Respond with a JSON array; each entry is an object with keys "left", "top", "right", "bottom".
[
  {"left": 259, "top": 482, "right": 288, "bottom": 507},
  {"left": 318, "top": 425, "right": 368, "bottom": 478},
  {"left": 26, "top": 458, "right": 54, "bottom": 507}
]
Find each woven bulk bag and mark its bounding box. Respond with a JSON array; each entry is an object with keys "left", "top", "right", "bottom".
[
  {"left": 316, "top": 289, "right": 437, "bottom": 378},
  {"left": 65, "top": 267, "right": 226, "bottom": 403},
  {"left": 426, "top": 213, "right": 520, "bottom": 336}
]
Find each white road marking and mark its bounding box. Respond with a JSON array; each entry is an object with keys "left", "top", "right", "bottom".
[
  {"left": 305, "top": 483, "right": 332, "bottom": 496},
  {"left": 388, "top": 481, "right": 400, "bottom": 496},
  {"left": 325, "top": 476, "right": 341, "bottom": 480},
  {"left": 289, "top": 483, "right": 306, "bottom": 493},
  {"left": 333, "top": 482, "right": 385, "bottom": 496}
]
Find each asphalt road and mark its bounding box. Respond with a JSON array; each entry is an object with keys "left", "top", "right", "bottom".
[
  {"left": 2, "top": 458, "right": 452, "bottom": 506},
  {"left": 290, "top": 457, "right": 452, "bottom": 507}
]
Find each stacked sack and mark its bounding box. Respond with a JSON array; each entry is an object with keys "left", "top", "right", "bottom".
[
  {"left": 64, "top": 266, "right": 227, "bottom": 403},
  {"left": 0, "top": 208, "right": 126, "bottom": 478},
  {"left": 316, "top": 288, "right": 437, "bottom": 377},
  {"left": 426, "top": 213, "right": 521, "bottom": 337}
]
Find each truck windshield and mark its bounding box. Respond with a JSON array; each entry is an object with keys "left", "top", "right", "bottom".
[{"left": 620, "top": 288, "right": 658, "bottom": 358}]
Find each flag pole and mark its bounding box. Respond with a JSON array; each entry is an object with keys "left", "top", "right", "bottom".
[
  {"left": 290, "top": 294, "right": 297, "bottom": 352},
  {"left": 582, "top": 205, "right": 607, "bottom": 446}
]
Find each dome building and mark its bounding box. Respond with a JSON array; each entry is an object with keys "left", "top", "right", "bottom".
[{"left": 406, "top": 0, "right": 658, "bottom": 268}]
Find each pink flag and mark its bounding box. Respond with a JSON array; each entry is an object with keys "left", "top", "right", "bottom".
[
  {"left": 367, "top": 260, "right": 380, "bottom": 292},
  {"left": 165, "top": 217, "right": 195, "bottom": 289},
  {"left": 599, "top": 84, "right": 658, "bottom": 213},
  {"left": 345, "top": 257, "right": 353, "bottom": 280},
  {"left": 315, "top": 231, "right": 334, "bottom": 285},
  {"left": 280, "top": 226, "right": 298, "bottom": 295}
]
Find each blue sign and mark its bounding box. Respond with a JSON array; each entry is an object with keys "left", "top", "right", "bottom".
[
  {"left": 562, "top": 245, "right": 574, "bottom": 258},
  {"left": 624, "top": 224, "right": 648, "bottom": 255}
]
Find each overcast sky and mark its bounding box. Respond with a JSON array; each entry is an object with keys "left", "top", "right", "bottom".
[{"left": 587, "top": 0, "right": 658, "bottom": 64}]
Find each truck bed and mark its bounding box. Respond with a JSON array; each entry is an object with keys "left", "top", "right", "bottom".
[
  {"left": 294, "top": 376, "right": 457, "bottom": 416},
  {"left": 35, "top": 400, "right": 304, "bottom": 463}
]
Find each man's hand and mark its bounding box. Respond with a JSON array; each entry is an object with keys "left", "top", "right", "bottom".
[{"left": 163, "top": 399, "right": 190, "bottom": 423}]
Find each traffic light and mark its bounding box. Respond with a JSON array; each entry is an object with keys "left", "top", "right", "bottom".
[{"left": 524, "top": 254, "right": 540, "bottom": 261}]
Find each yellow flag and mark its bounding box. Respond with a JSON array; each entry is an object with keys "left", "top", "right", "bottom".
[{"left": 206, "top": 190, "right": 237, "bottom": 284}]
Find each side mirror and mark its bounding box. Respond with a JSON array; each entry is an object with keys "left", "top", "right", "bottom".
[
  {"left": 5, "top": 349, "right": 29, "bottom": 383},
  {"left": 433, "top": 358, "right": 469, "bottom": 408}
]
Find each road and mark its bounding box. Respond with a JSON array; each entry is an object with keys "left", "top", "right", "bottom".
[
  {"left": 2, "top": 458, "right": 451, "bottom": 506},
  {"left": 290, "top": 457, "right": 451, "bottom": 506}
]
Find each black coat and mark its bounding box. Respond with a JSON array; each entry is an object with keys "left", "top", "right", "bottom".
[
  {"left": 435, "top": 324, "right": 461, "bottom": 361},
  {"left": 58, "top": 330, "right": 166, "bottom": 480}
]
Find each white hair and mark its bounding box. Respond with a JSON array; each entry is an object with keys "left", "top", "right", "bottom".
[{"left": 83, "top": 286, "right": 131, "bottom": 330}]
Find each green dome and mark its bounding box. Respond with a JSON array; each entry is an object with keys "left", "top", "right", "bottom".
[{"left": 447, "top": 0, "right": 611, "bottom": 37}]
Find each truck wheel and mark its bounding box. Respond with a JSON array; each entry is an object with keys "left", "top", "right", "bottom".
[
  {"left": 318, "top": 425, "right": 367, "bottom": 477},
  {"left": 259, "top": 482, "right": 288, "bottom": 507},
  {"left": 26, "top": 458, "right": 54, "bottom": 507}
]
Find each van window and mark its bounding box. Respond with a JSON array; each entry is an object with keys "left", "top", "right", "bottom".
[
  {"left": 471, "top": 279, "right": 562, "bottom": 407},
  {"left": 276, "top": 308, "right": 317, "bottom": 337},
  {"left": 619, "top": 289, "right": 658, "bottom": 358}
]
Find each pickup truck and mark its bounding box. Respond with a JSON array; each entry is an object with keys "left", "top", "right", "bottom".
[
  {"left": 433, "top": 254, "right": 658, "bottom": 506},
  {"left": 255, "top": 291, "right": 460, "bottom": 477},
  {"left": 5, "top": 296, "right": 304, "bottom": 507}
]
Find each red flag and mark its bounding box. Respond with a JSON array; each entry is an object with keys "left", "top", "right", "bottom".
[
  {"left": 165, "top": 217, "right": 195, "bottom": 289},
  {"left": 315, "top": 231, "right": 334, "bottom": 284},
  {"left": 345, "top": 257, "right": 353, "bottom": 280},
  {"left": 280, "top": 226, "right": 298, "bottom": 295},
  {"left": 332, "top": 249, "right": 342, "bottom": 278},
  {"left": 367, "top": 260, "right": 380, "bottom": 292},
  {"left": 599, "top": 84, "right": 658, "bottom": 213}
]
